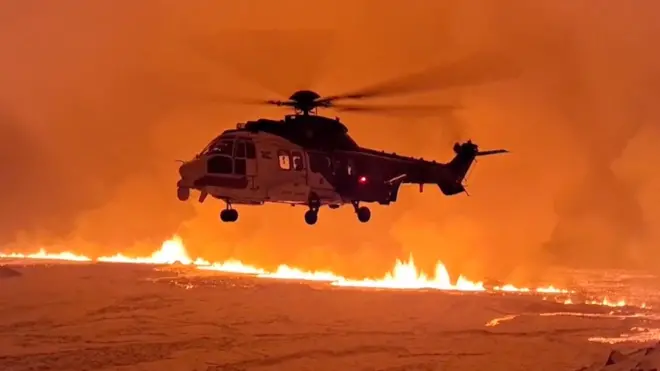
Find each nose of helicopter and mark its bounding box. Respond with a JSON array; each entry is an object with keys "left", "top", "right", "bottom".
[
  {"left": 178, "top": 160, "right": 197, "bottom": 179},
  {"left": 177, "top": 160, "right": 199, "bottom": 189},
  {"left": 178, "top": 162, "right": 188, "bottom": 177}
]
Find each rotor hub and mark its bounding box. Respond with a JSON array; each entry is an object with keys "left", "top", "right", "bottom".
[
  {"left": 288, "top": 90, "right": 321, "bottom": 103},
  {"left": 287, "top": 90, "right": 323, "bottom": 114},
  {"left": 453, "top": 140, "right": 479, "bottom": 155}
]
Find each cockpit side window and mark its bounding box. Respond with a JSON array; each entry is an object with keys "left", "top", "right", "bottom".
[
  {"left": 234, "top": 158, "right": 246, "bottom": 175},
  {"left": 245, "top": 142, "right": 256, "bottom": 159},
  {"left": 235, "top": 141, "right": 247, "bottom": 158}
]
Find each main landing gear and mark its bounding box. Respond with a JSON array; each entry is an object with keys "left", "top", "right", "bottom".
[
  {"left": 220, "top": 203, "right": 239, "bottom": 223},
  {"left": 304, "top": 209, "right": 318, "bottom": 225},
  {"left": 304, "top": 197, "right": 320, "bottom": 225},
  {"left": 303, "top": 200, "right": 371, "bottom": 226},
  {"left": 353, "top": 201, "right": 371, "bottom": 223}
]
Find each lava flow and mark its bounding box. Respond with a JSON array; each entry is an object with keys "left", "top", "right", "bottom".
[{"left": 0, "top": 235, "right": 637, "bottom": 307}]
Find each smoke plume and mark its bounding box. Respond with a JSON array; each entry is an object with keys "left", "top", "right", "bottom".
[{"left": 1, "top": 0, "right": 659, "bottom": 283}]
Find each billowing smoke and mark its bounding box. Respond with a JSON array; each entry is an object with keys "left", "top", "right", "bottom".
[{"left": 1, "top": 0, "right": 659, "bottom": 283}]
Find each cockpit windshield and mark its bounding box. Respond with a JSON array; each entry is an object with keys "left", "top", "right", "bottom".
[
  {"left": 198, "top": 135, "right": 234, "bottom": 157},
  {"left": 211, "top": 140, "right": 234, "bottom": 156}
]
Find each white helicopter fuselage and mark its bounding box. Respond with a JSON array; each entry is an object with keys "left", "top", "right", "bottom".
[{"left": 177, "top": 131, "right": 344, "bottom": 207}]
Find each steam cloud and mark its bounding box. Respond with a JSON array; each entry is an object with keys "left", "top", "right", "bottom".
[{"left": 1, "top": 0, "right": 659, "bottom": 283}]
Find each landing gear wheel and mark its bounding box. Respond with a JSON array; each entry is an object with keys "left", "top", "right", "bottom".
[
  {"left": 356, "top": 206, "right": 371, "bottom": 223},
  {"left": 304, "top": 210, "right": 318, "bottom": 225},
  {"left": 220, "top": 209, "right": 239, "bottom": 223},
  {"left": 177, "top": 187, "right": 190, "bottom": 201}
]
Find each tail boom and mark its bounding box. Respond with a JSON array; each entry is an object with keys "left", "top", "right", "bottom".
[{"left": 403, "top": 141, "right": 508, "bottom": 196}]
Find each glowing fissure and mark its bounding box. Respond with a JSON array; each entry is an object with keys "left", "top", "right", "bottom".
[
  {"left": 0, "top": 236, "right": 639, "bottom": 306},
  {"left": 589, "top": 327, "right": 660, "bottom": 344},
  {"left": 0, "top": 249, "right": 92, "bottom": 262},
  {"left": 558, "top": 296, "right": 647, "bottom": 309}
]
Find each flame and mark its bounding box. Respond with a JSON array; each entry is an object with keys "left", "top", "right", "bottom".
[
  {"left": 332, "top": 254, "right": 485, "bottom": 290},
  {"left": 4, "top": 237, "right": 646, "bottom": 314},
  {"left": 199, "top": 260, "right": 264, "bottom": 275},
  {"left": 0, "top": 236, "right": 574, "bottom": 294},
  {"left": 0, "top": 248, "right": 91, "bottom": 262},
  {"left": 97, "top": 236, "right": 210, "bottom": 266},
  {"left": 260, "top": 265, "right": 344, "bottom": 281}
]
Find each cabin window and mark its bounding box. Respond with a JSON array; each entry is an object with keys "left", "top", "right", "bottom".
[
  {"left": 346, "top": 158, "right": 355, "bottom": 175},
  {"left": 245, "top": 142, "right": 256, "bottom": 159},
  {"left": 235, "top": 141, "right": 246, "bottom": 158},
  {"left": 234, "top": 158, "right": 246, "bottom": 175},
  {"left": 291, "top": 151, "right": 304, "bottom": 171},
  {"left": 333, "top": 159, "right": 342, "bottom": 174},
  {"left": 207, "top": 155, "right": 233, "bottom": 174},
  {"left": 278, "top": 150, "right": 291, "bottom": 170}
]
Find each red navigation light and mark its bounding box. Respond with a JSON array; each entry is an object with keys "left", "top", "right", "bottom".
[{"left": 358, "top": 176, "right": 367, "bottom": 184}]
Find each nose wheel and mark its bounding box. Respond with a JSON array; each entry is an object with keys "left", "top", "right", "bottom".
[{"left": 220, "top": 208, "right": 239, "bottom": 223}]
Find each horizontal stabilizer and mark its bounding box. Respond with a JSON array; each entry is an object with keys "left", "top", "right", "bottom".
[{"left": 476, "top": 149, "right": 508, "bottom": 156}]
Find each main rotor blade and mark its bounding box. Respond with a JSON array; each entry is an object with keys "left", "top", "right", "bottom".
[
  {"left": 179, "top": 90, "right": 275, "bottom": 107},
  {"left": 320, "top": 51, "right": 521, "bottom": 104},
  {"left": 331, "top": 103, "right": 458, "bottom": 117},
  {"left": 189, "top": 28, "right": 336, "bottom": 98}
]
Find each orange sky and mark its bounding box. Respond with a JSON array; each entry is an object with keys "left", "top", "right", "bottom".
[{"left": 1, "top": 0, "right": 659, "bottom": 283}]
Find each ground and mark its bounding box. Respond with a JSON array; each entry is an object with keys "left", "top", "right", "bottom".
[{"left": 0, "top": 263, "right": 658, "bottom": 371}]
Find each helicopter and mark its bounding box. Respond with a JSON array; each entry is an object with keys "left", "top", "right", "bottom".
[{"left": 176, "top": 57, "right": 512, "bottom": 225}]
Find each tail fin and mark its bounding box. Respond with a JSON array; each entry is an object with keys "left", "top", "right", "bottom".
[{"left": 441, "top": 140, "right": 507, "bottom": 195}]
